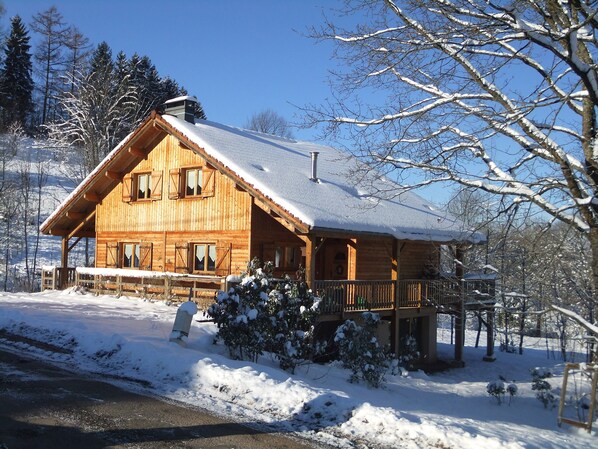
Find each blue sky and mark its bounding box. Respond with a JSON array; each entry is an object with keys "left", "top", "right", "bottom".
[{"left": 2, "top": 0, "right": 339, "bottom": 141}]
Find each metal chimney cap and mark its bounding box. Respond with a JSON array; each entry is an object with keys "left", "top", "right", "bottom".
[{"left": 310, "top": 151, "right": 320, "bottom": 182}]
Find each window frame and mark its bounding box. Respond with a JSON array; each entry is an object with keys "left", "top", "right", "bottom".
[
  {"left": 121, "top": 242, "right": 141, "bottom": 269},
  {"left": 184, "top": 167, "right": 203, "bottom": 197},
  {"left": 191, "top": 242, "right": 217, "bottom": 273},
  {"left": 135, "top": 172, "right": 152, "bottom": 201}
]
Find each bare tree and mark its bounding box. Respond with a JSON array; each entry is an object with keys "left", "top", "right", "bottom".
[
  {"left": 309, "top": 1, "right": 598, "bottom": 340},
  {"left": 30, "top": 6, "right": 69, "bottom": 125},
  {"left": 62, "top": 26, "right": 90, "bottom": 95},
  {"left": 246, "top": 109, "right": 294, "bottom": 138}
]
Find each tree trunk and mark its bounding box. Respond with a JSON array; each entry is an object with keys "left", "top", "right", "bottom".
[{"left": 588, "top": 227, "right": 598, "bottom": 361}]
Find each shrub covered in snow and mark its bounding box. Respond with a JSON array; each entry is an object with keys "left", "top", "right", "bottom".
[
  {"left": 486, "top": 380, "right": 518, "bottom": 405},
  {"left": 398, "top": 335, "right": 420, "bottom": 370},
  {"left": 207, "top": 258, "right": 320, "bottom": 370},
  {"left": 531, "top": 367, "right": 556, "bottom": 409},
  {"left": 334, "top": 312, "right": 390, "bottom": 388},
  {"left": 486, "top": 380, "right": 506, "bottom": 404},
  {"left": 267, "top": 279, "right": 320, "bottom": 373}
]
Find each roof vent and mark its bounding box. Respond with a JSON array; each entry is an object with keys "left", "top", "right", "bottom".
[
  {"left": 310, "top": 151, "right": 319, "bottom": 182},
  {"left": 163, "top": 96, "right": 198, "bottom": 124}
]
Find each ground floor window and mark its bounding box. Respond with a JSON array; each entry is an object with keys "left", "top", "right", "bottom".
[
  {"left": 274, "top": 246, "right": 301, "bottom": 270},
  {"left": 193, "top": 243, "right": 216, "bottom": 273},
  {"left": 122, "top": 243, "right": 140, "bottom": 268}
]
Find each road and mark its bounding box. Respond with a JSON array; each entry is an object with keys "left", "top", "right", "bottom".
[{"left": 0, "top": 348, "right": 320, "bottom": 449}]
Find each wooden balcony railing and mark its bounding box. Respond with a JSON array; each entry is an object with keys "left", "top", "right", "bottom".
[
  {"left": 314, "top": 280, "right": 395, "bottom": 314},
  {"left": 313, "top": 279, "right": 489, "bottom": 315}
]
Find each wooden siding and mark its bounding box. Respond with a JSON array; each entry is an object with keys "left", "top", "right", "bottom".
[
  {"left": 398, "top": 241, "right": 439, "bottom": 280},
  {"left": 96, "top": 134, "right": 252, "bottom": 234},
  {"left": 355, "top": 236, "right": 394, "bottom": 280},
  {"left": 250, "top": 205, "right": 304, "bottom": 276},
  {"left": 95, "top": 134, "right": 252, "bottom": 273}
]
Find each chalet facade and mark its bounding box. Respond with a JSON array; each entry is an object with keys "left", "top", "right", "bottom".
[{"left": 41, "top": 96, "right": 489, "bottom": 366}]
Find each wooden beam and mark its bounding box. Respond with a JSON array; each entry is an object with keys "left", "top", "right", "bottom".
[
  {"left": 129, "top": 147, "right": 145, "bottom": 158},
  {"left": 105, "top": 170, "right": 122, "bottom": 181},
  {"left": 66, "top": 211, "right": 86, "bottom": 220},
  {"left": 67, "top": 210, "right": 96, "bottom": 240},
  {"left": 83, "top": 191, "right": 101, "bottom": 203}
]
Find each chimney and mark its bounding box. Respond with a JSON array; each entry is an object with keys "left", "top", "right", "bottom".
[
  {"left": 163, "top": 96, "right": 197, "bottom": 124},
  {"left": 310, "top": 151, "right": 319, "bottom": 182}
]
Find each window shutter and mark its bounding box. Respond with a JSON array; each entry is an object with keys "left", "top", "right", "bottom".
[
  {"left": 168, "top": 168, "right": 181, "bottom": 199},
  {"left": 151, "top": 171, "right": 163, "bottom": 200},
  {"left": 106, "top": 242, "right": 119, "bottom": 268},
  {"left": 174, "top": 243, "right": 189, "bottom": 273},
  {"left": 262, "top": 243, "right": 276, "bottom": 265},
  {"left": 138, "top": 242, "right": 153, "bottom": 270},
  {"left": 122, "top": 174, "right": 132, "bottom": 202},
  {"left": 215, "top": 243, "right": 232, "bottom": 276},
  {"left": 201, "top": 167, "right": 215, "bottom": 197}
]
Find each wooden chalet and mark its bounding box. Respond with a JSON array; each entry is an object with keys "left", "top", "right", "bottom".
[{"left": 40, "top": 96, "right": 491, "bottom": 366}]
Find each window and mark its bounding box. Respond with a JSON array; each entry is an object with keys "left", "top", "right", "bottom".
[
  {"left": 169, "top": 166, "right": 215, "bottom": 199},
  {"left": 136, "top": 173, "right": 152, "bottom": 200},
  {"left": 122, "top": 243, "right": 141, "bottom": 268},
  {"left": 185, "top": 168, "right": 203, "bottom": 197},
  {"left": 273, "top": 246, "right": 300, "bottom": 270},
  {"left": 119, "top": 242, "right": 152, "bottom": 270},
  {"left": 193, "top": 243, "right": 216, "bottom": 272}
]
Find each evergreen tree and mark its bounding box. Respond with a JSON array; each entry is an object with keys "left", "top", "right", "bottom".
[{"left": 0, "top": 15, "right": 34, "bottom": 130}]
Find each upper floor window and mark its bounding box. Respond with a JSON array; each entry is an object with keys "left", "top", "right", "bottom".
[
  {"left": 169, "top": 165, "right": 215, "bottom": 200},
  {"left": 136, "top": 173, "right": 152, "bottom": 200},
  {"left": 122, "top": 171, "right": 163, "bottom": 203},
  {"left": 185, "top": 168, "right": 203, "bottom": 197}
]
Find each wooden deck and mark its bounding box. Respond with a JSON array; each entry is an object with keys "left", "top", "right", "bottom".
[{"left": 42, "top": 268, "right": 495, "bottom": 315}]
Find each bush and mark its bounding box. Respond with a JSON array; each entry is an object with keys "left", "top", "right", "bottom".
[
  {"left": 207, "top": 259, "right": 320, "bottom": 370},
  {"left": 531, "top": 367, "right": 556, "bottom": 409},
  {"left": 486, "top": 380, "right": 505, "bottom": 404},
  {"left": 334, "top": 312, "right": 390, "bottom": 388}
]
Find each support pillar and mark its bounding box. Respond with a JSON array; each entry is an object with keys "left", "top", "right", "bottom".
[
  {"left": 59, "top": 236, "right": 69, "bottom": 289},
  {"left": 305, "top": 235, "right": 316, "bottom": 289}
]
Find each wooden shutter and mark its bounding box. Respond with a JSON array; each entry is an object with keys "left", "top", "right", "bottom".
[
  {"left": 174, "top": 243, "right": 189, "bottom": 273},
  {"left": 106, "top": 242, "right": 119, "bottom": 268},
  {"left": 139, "top": 242, "right": 153, "bottom": 270},
  {"left": 122, "top": 174, "right": 132, "bottom": 202},
  {"left": 262, "top": 243, "right": 276, "bottom": 265},
  {"left": 202, "top": 167, "right": 215, "bottom": 197},
  {"left": 215, "top": 243, "right": 232, "bottom": 276},
  {"left": 168, "top": 168, "right": 181, "bottom": 199},
  {"left": 151, "top": 171, "right": 163, "bottom": 200}
]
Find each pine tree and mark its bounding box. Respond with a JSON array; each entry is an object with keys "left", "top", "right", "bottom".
[{"left": 0, "top": 15, "right": 34, "bottom": 130}]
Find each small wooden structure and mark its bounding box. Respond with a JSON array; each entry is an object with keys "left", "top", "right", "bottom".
[
  {"left": 40, "top": 97, "right": 485, "bottom": 366},
  {"left": 558, "top": 363, "right": 598, "bottom": 433}
]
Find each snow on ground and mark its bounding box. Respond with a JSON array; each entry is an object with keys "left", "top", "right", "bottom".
[{"left": 0, "top": 290, "right": 596, "bottom": 449}]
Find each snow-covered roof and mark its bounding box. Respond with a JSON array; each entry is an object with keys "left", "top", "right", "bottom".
[
  {"left": 164, "top": 95, "right": 198, "bottom": 104},
  {"left": 41, "top": 111, "right": 483, "bottom": 243},
  {"left": 163, "top": 115, "right": 483, "bottom": 243}
]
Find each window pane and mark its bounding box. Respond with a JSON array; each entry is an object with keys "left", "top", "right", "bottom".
[
  {"left": 275, "top": 247, "right": 282, "bottom": 268},
  {"left": 186, "top": 170, "right": 196, "bottom": 196},
  {"left": 123, "top": 244, "right": 133, "bottom": 268},
  {"left": 138, "top": 174, "right": 151, "bottom": 199},
  {"left": 194, "top": 244, "right": 205, "bottom": 271},
  {"left": 207, "top": 245, "right": 216, "bottom": 271}
]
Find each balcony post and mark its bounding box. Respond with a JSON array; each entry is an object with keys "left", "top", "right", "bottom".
[
  {"left": 59, "top": 236, "right": 69, "bottom": 289},
  {"left": 304, "top": 235, "right": 317, "bottom": 289}
]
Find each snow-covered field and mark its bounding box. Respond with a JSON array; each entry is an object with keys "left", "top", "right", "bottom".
[{"left": 0, "top": 290, "right": 595, "bottom": 448}]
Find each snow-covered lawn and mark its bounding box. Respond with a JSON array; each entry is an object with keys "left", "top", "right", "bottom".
[{"left": 0, "top": 290, "right": 595, "bottom": 449}]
